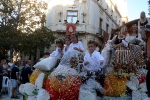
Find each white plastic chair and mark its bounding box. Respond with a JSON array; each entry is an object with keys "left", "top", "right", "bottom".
[
  {"left": 1, "top": 76, "right": 9, "bottom": 93},
  {"left": 8, "top": 79, "right": 12, "bottom": 96}
]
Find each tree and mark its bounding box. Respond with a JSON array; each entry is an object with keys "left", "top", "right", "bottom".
[
  {"left": 0, "top": 0, "right": 55, "bottom": 59},
  {"left": 17, "top": 26, "right": 55, "bottom": 57}
]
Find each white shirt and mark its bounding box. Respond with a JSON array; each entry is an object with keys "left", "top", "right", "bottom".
[
  {"left": 50, "top": 51, "right": 56, "bottom": 57},
  {"left": 129, "top": 35, "right": 137, "bottom": 44},
  {"left": 63, "top": 45, "right": 70, "bottom": 55},
  {"left": 84, "top": 51, "right": 105, "bottom": 71},
  {"left": 67, "top": 41, "right": 84, "bottom": 53},
  {"left": 50, "top": 47, "right": 64, "bottom": 58}
]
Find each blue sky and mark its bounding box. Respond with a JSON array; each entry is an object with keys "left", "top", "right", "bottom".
[{"left": 126, "top": 0, "right": 149, "bottom": 21}]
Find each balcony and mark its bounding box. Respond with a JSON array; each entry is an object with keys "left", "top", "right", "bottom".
[{"left": 55, "top": 23, "right": 86, "bottom": 32}]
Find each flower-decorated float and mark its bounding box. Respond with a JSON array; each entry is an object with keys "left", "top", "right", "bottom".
[
  {"left": 19, "top": 39, "right": 149, "bottom": 100},
  {"left": 19, "top": 17, "right": 150, "bottom": 100},
  {"left": 19, "top": 51, "right": 84, "bottom": 100},
  {"left": 101, "top": 17, "right": 149, "bottom": 99}
]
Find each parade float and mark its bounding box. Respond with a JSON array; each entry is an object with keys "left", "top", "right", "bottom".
[{"left": 19, "top": 19, "right": 150, "bottom": 100}]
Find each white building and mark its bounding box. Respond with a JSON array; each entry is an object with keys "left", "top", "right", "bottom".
[{"left": 45, "top": 0, "right": 128, "bottom": 52}]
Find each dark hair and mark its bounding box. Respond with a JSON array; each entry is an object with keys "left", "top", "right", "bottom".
[
  {"left": 130, "top": 24, "right": 138, "bottom": 33},
  {"left": 14, "top": 61, "right": 19, "bottom": 66},
  {"left": 65, "top": 35, "right": 71, "bottom": 41},
  {"left": 55, "top": 39, "right": 64, "bottom": 46},
  {"left": 44, "top": 52, "right": 50, "bottom": 56},
  {"left": 71, "top": 33, "right": 78, "bottom": 41},
  {"left": 95, "top": 42, "right": 99, "bottom": 47},
  {"left": 87, "top": 40, "right": 97, "bottom": 46}
]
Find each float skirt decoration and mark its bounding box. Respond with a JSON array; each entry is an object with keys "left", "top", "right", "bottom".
[
  {"left": 46, "top": 75, "right": 82, "bottom": 100},
  {"left": 104, "top": 73, "right": 127, "bottom": 96},
  {"left": 30, "top": 69, "right": 54, "bottom": 88}
]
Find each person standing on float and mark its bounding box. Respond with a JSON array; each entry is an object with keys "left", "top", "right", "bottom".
[
  {"left": 138, "top": 11, "right": 150, "bottom": 56},
  {"left": 67, "top": 33, "right": 84, "bottom": 53}
]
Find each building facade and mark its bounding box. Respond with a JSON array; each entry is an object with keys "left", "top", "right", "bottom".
[{"left": 45, "top": 0, "right": 128, "bottom": 52}]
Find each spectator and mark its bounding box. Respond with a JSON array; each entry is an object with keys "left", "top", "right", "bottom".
[
  {"left": 7, "top": 65, "right": 11, "bottom": 79},
  {"left": 18, "top": 61, "right": 24, "bottom": 82},
  {"left": 21, "top": 60, "right": 32, "bottom": 84},
  {"left": 8, "top": 59, "right": 14, "bottom": 68},
  {"left": 10, "top": 61, "right": 20, "bottom": 99},
  {"left": 0, "top": 61, "right": 7, "bottom": 97},
  {"left": 1, "top": 60, "right": 8, "bottom": 76}
]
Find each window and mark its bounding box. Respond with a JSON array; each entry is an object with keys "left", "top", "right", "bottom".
[
  {"left": 99, "top": 18, "right": 103, "bottom": 29},
  {"left": 99, "top": 18, "right": 103, "bottom": 35},
  {"left": 67, "top": 11, "right": 78, "bottom": 23},
  {"left": 106, "top": 24, "right": 109, "bottom": 33}
]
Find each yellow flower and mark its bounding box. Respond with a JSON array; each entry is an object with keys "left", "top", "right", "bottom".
[
  {"left": 30, "top": 69, "right": 41, "bottom": 84},
  {"left": 122, "top": 73, "right": 127, "bottom": 77},
  {"left": 120, "top": 92, "right": 126, "bottom": 97},
  {"left": 129, "top": 73, "right": 134, "bottom": 76}
]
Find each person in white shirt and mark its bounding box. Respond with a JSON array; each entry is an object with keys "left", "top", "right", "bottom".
[
  {"left": 60, "top": 34, "right": 84, "bottom": 68},
  {"left": 50, "top": 39, "right": 64, "bottom": 59},
  {"left": 83, "top": 40, "right": 104, "bottom": 75},
  {"left": 63, "top": 36, "right": 71, "bottom": 55},
  {"left": 67, "top": 34, "right": 84, "bottom": 53}
]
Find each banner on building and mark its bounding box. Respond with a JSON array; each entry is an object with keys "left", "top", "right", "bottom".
[{"left": 66, "top": 23, "right": 76, "bottom": 35}]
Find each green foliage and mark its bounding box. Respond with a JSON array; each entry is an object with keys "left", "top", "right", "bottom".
[
  {"left": 0, "top": 0, "right": 55, "bottom": 59},
  {"left": 17, "top": 26, "right": 56, "bottom": 55}
]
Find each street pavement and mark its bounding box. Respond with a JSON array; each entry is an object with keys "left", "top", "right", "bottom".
[{"left": 0, "top": 94, "right": 23, "bottom": 100}]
